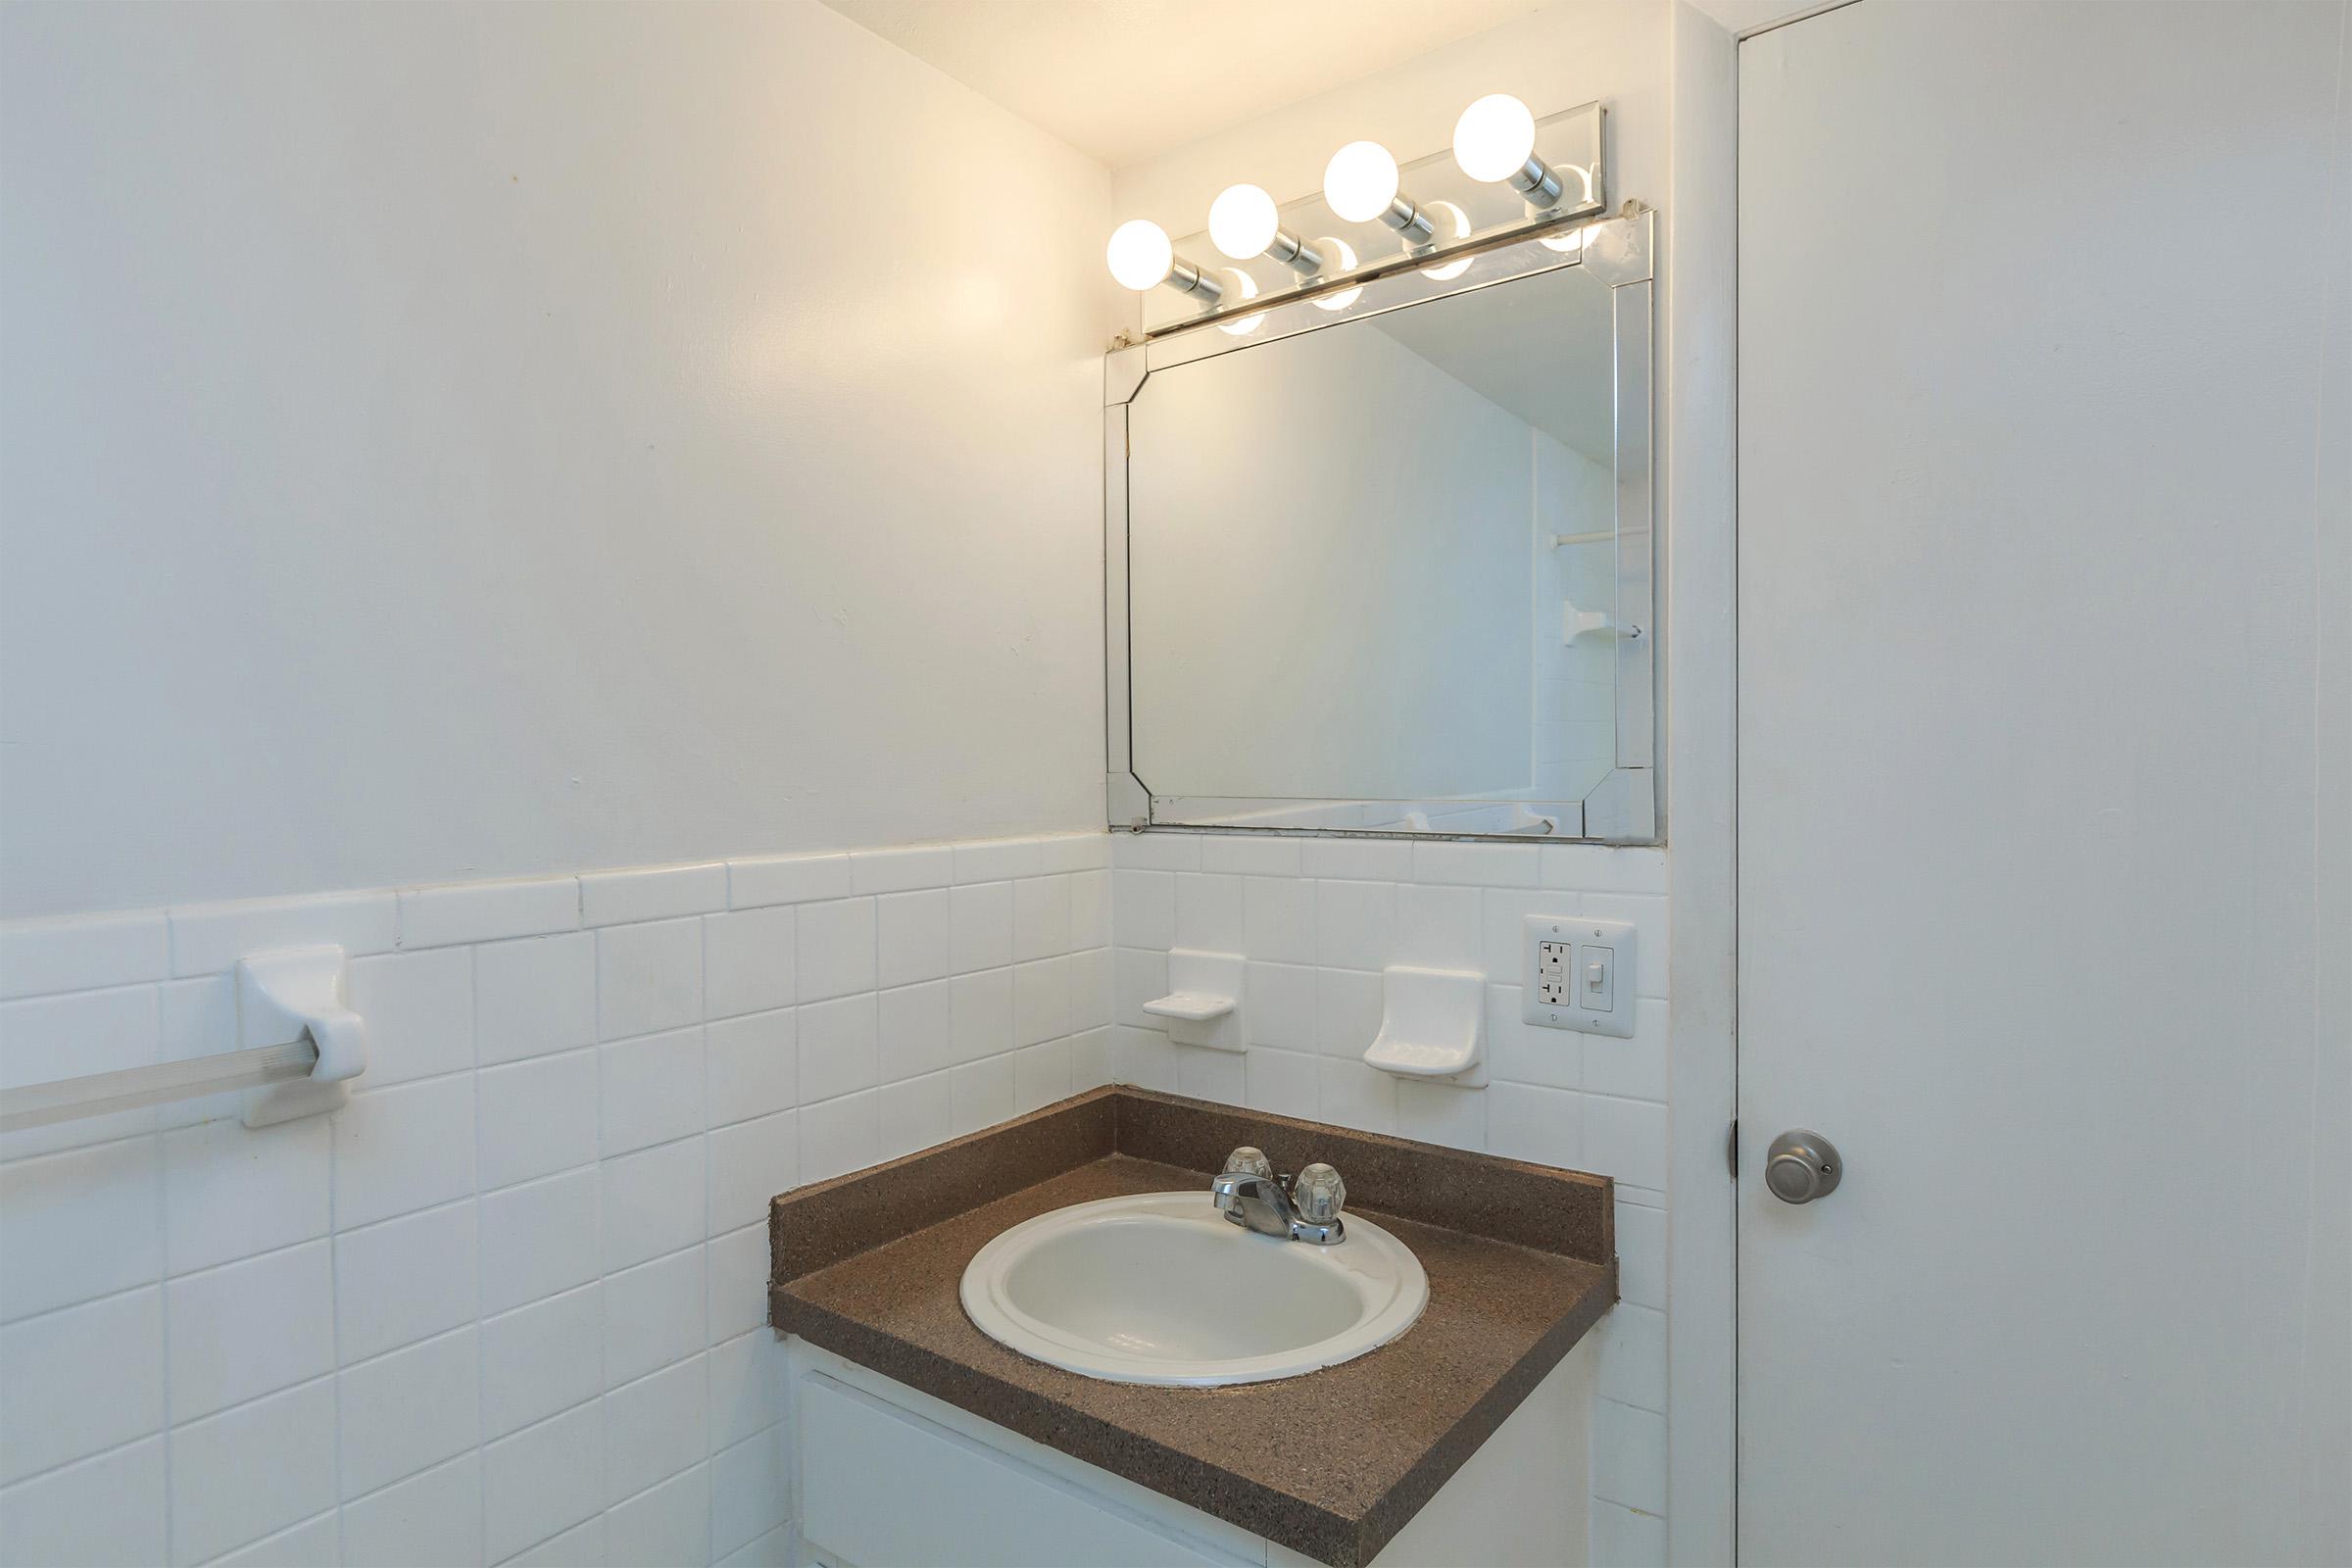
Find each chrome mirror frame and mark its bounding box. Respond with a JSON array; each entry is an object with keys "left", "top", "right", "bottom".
[{"left": 1103, "top": 208, "right": 1657, "bottom": 845}]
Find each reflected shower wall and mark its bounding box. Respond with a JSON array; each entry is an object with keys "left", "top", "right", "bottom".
[{"left": 1126, "top": 262, "right": 1619, "bottom": 823}]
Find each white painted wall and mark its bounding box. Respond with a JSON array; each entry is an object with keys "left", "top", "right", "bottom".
[
  {"left": 2303, "top": 18, "right": 2352, "bottom": 1555},
  {"left": 1658, "top": 8, "right": 1740, "bottom": 1562},
  {"left": 1130, "top": 324, "right": 1535, "bottom": 802},
  {"left": 0, "top": 3, "right": 1132, "bottom": 1564},
  {"left": 0, "top": 0, "right": 1113, "bottom": 920}
]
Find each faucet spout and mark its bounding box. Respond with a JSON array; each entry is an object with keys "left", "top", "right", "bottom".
[
  {"left": 1209, "top": 1153, "right": 1347, "bottom": 1246},
  {"left": 1209, "top": 1170, "right": 1297, "bottom": 1238}
]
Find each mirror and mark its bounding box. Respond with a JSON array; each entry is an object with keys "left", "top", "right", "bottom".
[{"left": 1105, "top": 215, "right": 1655, "bottom": 841}]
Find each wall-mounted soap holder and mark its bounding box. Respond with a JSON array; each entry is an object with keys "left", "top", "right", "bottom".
[
  {"left": 1363, "top": 965, "right": 1487, "bottom": 1088},
  {"left": 238, "top": 946, "right": 368, "bottom": 1127},
  {"left": 1144, "top": 949, "right": 1244, "bottom": 1052}
]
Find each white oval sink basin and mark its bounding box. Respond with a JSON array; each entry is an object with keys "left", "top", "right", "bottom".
[{"left": 959, "top": 1192, "right": 1428, "bottom": 1386}]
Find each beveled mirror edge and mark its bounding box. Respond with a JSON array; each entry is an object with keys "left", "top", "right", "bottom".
[{"left": 1102, "top": 210, "right": 1660, "bottom": 847}]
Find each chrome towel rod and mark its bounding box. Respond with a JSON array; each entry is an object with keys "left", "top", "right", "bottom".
[{"left": 0, "top": 1037, "right": 319, "bottom": 1135}]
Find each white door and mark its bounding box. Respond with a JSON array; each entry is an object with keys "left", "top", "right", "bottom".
[{"left": 1736, "top": 3, "right": 2348, "bottom": 1563}]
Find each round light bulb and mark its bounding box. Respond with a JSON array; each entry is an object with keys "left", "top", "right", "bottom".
[
  {"left": 1104, "top": 220, "right": 1174, "bottom": 291},
  {"left": 1453, "top": 93, "right": 1538, "bottom": 183},
  {"left": 1323, "top": 141, "right": 1400, "bottom": 222},
  {"left": 1208, "top": 184, "right": 1281, "bottom": 261}
]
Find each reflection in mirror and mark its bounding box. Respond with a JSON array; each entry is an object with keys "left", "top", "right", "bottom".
[{"left": 1128, "top": 261, "right": 1620, "bottom": 835}]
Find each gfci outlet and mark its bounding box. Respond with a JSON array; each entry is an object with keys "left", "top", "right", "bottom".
[{"left": 1521, "top": 914, "right": 1639, "bottom": 1038}]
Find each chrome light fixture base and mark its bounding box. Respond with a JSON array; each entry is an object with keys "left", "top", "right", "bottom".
[
  {"left": 1265, "top": 227, "right": 1325, "bottom": 274},
  {"left": 1507, "top": 155, "right": 1566, "bottom": 208},
  {"left": 1162, "top": 258, "right": 1223, "bottom": 303},
  {"left": 1375, "top": 194, "right": 1440, "bottom": 246}
]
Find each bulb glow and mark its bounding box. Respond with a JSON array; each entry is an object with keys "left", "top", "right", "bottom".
[
  {"left": 1453, "top": 94, "right": 1539, "bottom": 182},
  {"left": 1208, "top": 184, "right": 1281, "bottom": 260},
  {"left": 1323, "top": 141, "right": 1400, "bottom": 222},
  {"left": 1420, "top": 202, "right": 1474, "bottom": 281},
  {"left": 1215, "top": 269, "right": 1264, "bottom": 336},
  {"left": 1104, "top": 220, "right": 1174, "bottom": 291},
  {"left": 1310, "top": 238, "right": 1362, "bottom": 312}
]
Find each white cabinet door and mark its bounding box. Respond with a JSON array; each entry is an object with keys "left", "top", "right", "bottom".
[
  {"left": 1737, "top": 2, "right": 2349, "bottom": 1563},
  {"left": 798, "top": 1374, "right": 1250, "bottom": 1568}
]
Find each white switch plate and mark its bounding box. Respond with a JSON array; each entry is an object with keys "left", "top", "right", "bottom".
[{"left": 1521, "top": 914, "right": 1639, "bottom": 1038}]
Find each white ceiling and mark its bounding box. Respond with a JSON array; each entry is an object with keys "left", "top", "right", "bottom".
[{"left": 819, "top": 0, "right": 1550, "bottom": 170}]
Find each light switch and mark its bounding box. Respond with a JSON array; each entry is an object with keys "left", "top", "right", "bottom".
[{"left": 1582, "top": 946, "right": 1615, "bottom": 1012}]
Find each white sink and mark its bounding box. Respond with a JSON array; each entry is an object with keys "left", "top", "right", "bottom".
[{"left": 958, "top": 1191, "right": 1428, "bottom": 1386}]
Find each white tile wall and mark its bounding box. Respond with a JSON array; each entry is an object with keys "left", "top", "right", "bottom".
[
  {"left": 0, "top": 831, "right": 1111, "bottom": 1568},
  {"left": 1108, "top": 831, "right": 1673, "bottom": 1567},
  {"left": 0, "top": 825, "right": 1662, "bottom": 1568}
]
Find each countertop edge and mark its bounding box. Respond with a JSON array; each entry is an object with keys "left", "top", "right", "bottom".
[{"left": 769, "top": 1255, "right": 1617, "bottom": 1568}]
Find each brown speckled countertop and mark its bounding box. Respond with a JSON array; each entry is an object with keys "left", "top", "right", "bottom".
[{"left": 769, "top": 1088, "right": 1615, "bottom": 1568}]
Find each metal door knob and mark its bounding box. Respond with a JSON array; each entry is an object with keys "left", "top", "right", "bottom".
[{"left": 1765, "top": 1130, "right": 1842, "bottom": 1203}]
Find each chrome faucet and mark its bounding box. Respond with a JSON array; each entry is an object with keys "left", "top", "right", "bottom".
[{"left": 1210, "top": 1148, "right": 1347, "bottom": 1245}]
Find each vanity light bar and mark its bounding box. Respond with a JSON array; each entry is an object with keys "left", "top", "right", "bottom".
[{"left": 1103, "top": 93, "right": 1602, "bottom": 331}]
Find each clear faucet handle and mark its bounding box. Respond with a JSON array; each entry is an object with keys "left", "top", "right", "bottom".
[
  {"left": 1293, "top": 1162, "right": 1346, "bottom": 1224},
  {"left": 1222, "top": 1146, "right": 1274, "bottom": 1181}
]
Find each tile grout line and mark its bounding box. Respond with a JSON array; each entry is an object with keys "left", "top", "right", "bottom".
[
  {"left": 697, "top": 910, "right": 720, "bottom": 1553},
  {"left": 468, "top": 938, "right": 488, "bottom": 1568},
  {"left": 326, "top": 1064, "right": 347, "bottom": 1568},
  {"left": 591, "top": 922, "right": 612, "bottom": 1541},
  {"left": 150, "top": 1102, "right": 173, "bottom": 1565}
]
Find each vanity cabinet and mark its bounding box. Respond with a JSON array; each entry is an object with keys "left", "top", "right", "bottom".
[
  {"left": 770, "top": 1090, "right": 1617, "bottom": 1567},
  {"left": 787, "top": 1339, "right": 1595, "bottom": 1568}
]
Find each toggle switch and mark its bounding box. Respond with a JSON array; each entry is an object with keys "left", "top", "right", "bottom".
[{"left": 1582, "top": 946, "right": 1615, "bottom": 1013}]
